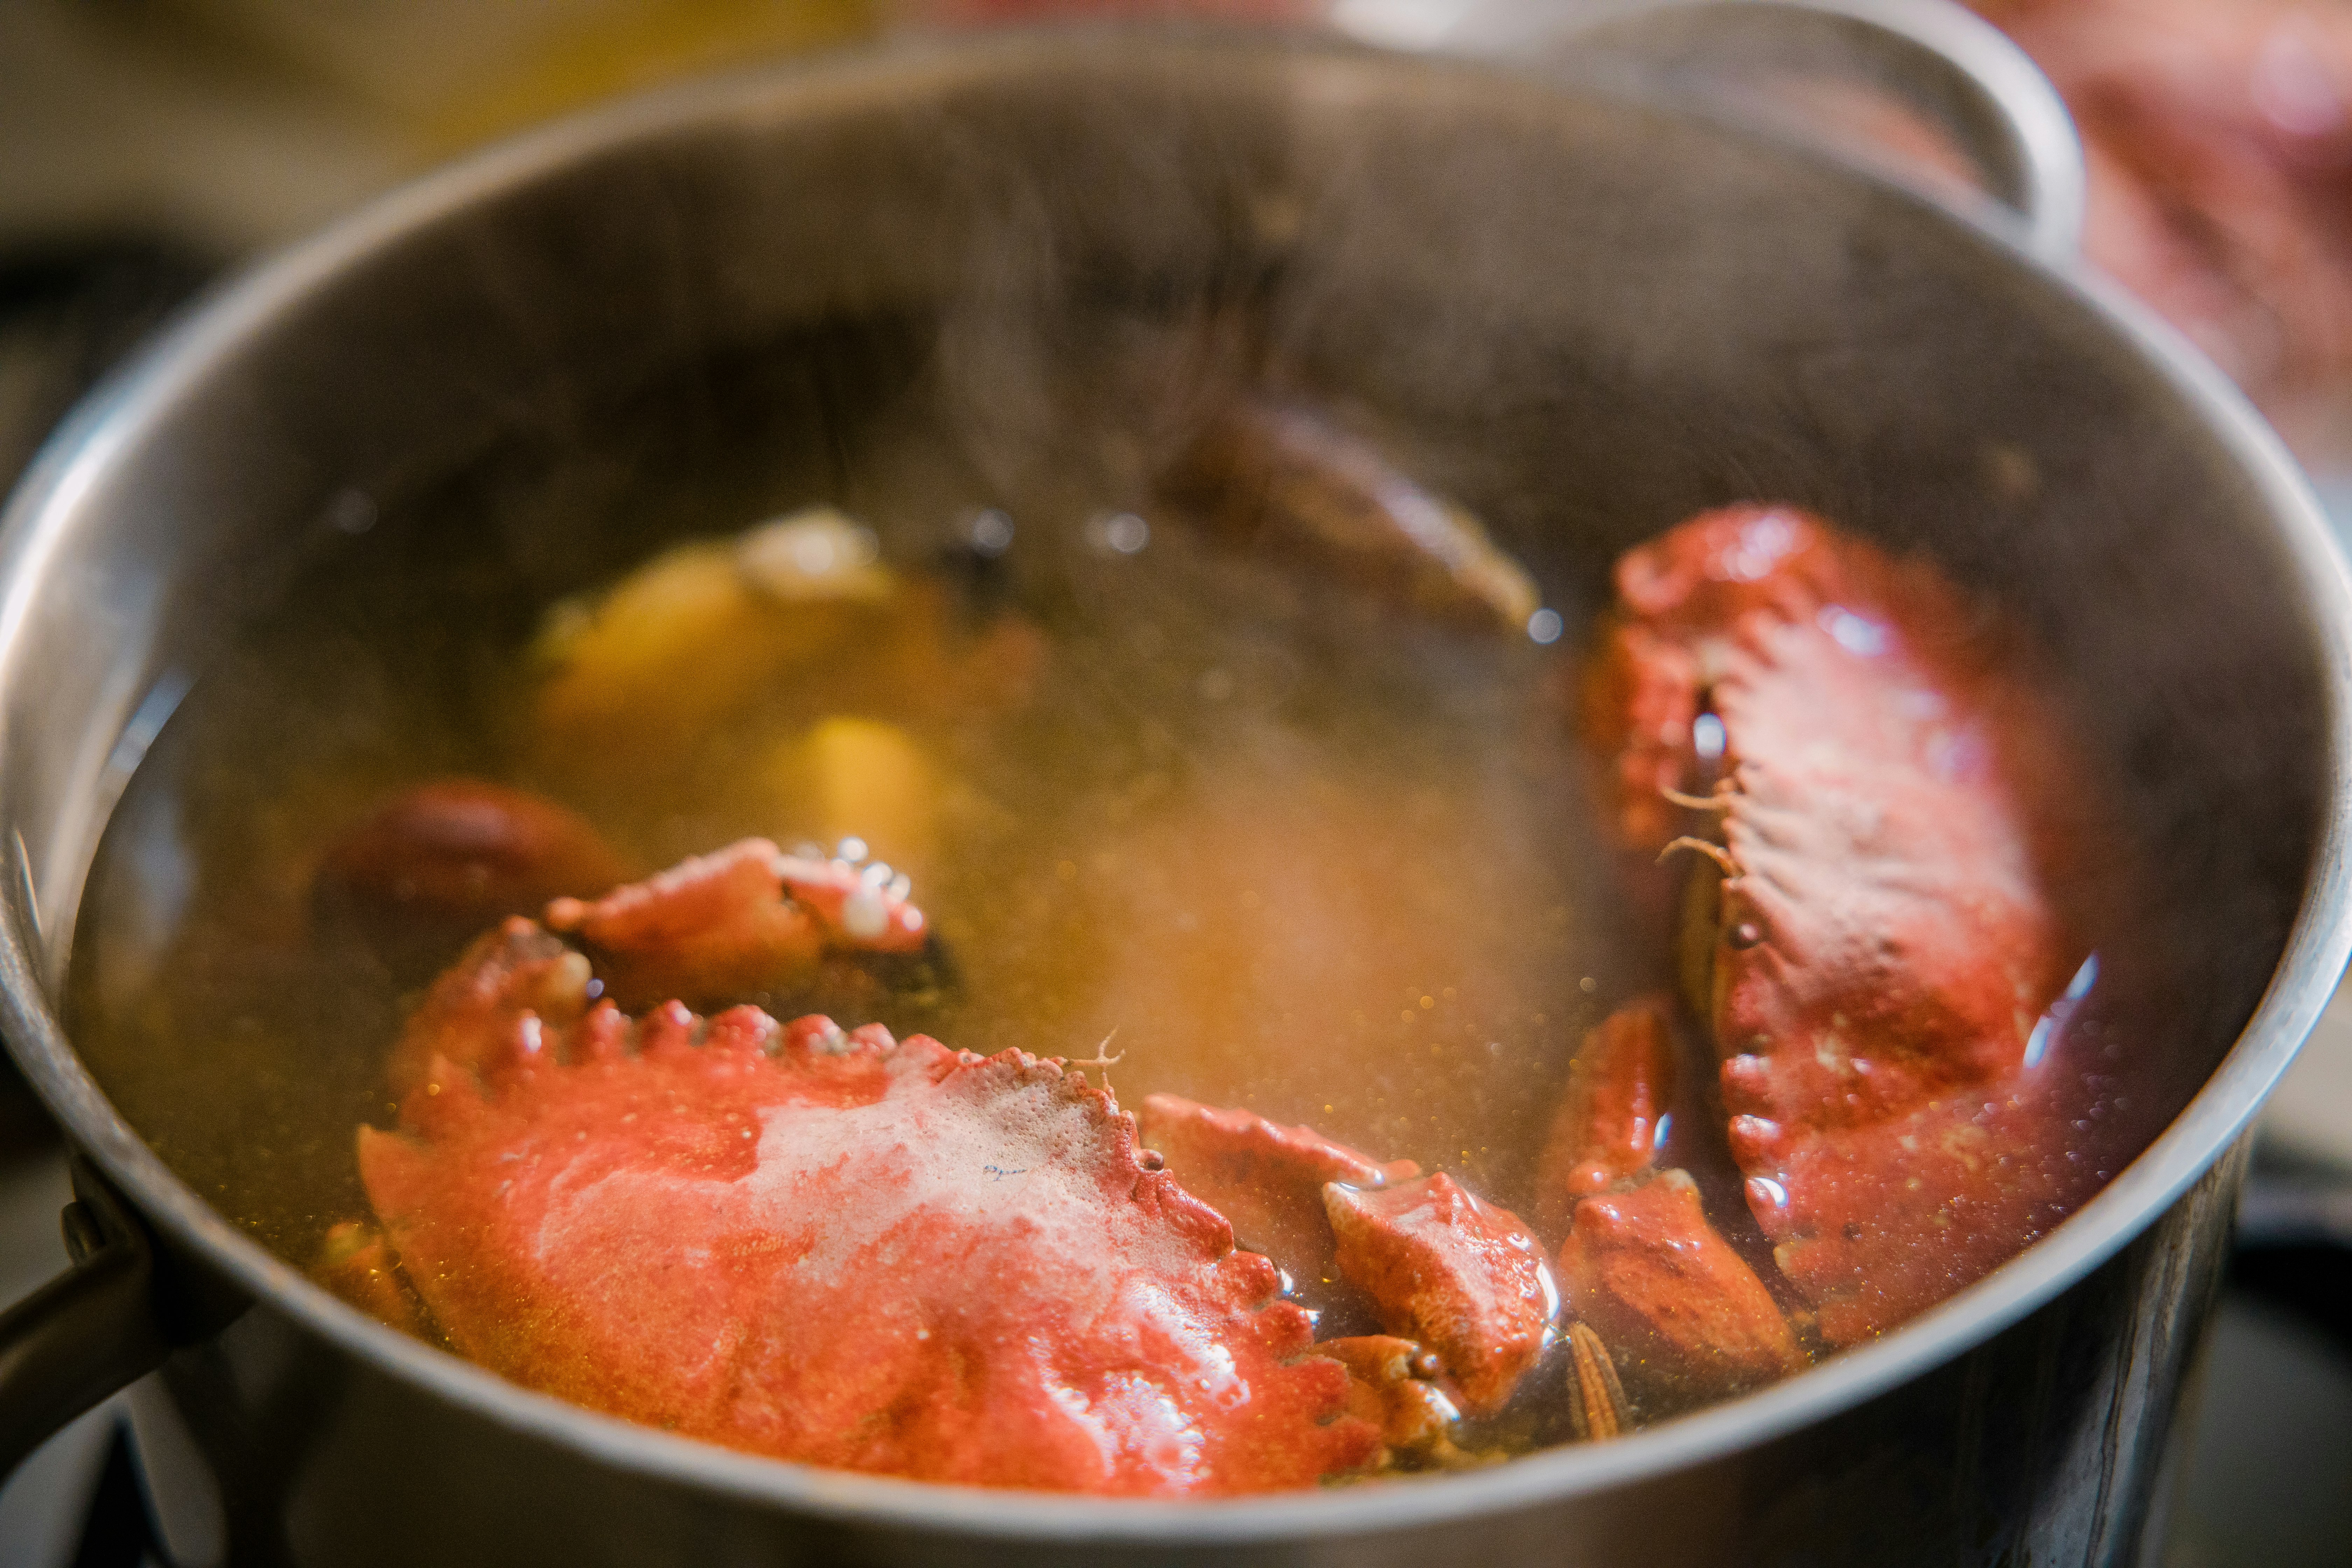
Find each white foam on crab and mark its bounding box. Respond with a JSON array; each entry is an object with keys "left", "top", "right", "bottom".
[
  {"left": 719, "top": 1059, "right": 1253, "bottom": 1400},
  {"left": 839, "top": 887, "right": 890, "bottom": 941},
  {"left": 464, "top": 1043, "right": 1285, "bottom": 1472}
]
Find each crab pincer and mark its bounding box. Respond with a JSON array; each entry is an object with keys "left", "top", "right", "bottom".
[
  {"left": 1320, "top": 1334, "right": 1467, "bottom": 1466},
  {"left": 1162, "top": 396, "right": 1541, "bottom": 635},
  {"left": 1136, "top": 1093, "right": 1420, "bottom": 1291},
  {"left": 312, "top": 778, "right": 630, "bottom": 976},
  {"left": 1139, "top": 1096, "right": 1559, "bottom": 1426},
  {"left": 544, "top": 836, "right": 927, "bottom": 1008},
  {"left": 1556, "top": 1171, "right": 1805, "bottom": 1393}
]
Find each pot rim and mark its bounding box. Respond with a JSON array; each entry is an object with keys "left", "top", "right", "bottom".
[{"left": 2, "top": 27, "right": 2346, "bottom": 1543}]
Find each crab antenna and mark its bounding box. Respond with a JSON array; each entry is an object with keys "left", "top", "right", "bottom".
[
  {"left": 1658, "top": 836, "right": 1739, "bottom": 876},
  {"left": 1067, "top": 1030, "right": 1125, "bottom": 1089}
]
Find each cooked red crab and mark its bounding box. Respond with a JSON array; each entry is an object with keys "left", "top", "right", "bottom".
[
  {"left": 1582, "top": 504, "right": 2098, "bottom": 1346},
  {"left": 322, "top": 840, "right": 1586, "bottom": 1494},
  {"left": 334, "top": 898, "right": 1379, "bottom": 1494}
]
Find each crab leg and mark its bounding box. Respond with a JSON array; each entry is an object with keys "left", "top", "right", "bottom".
[
  {"left": 1162, "top": 397, "right": 1542, "bottom": 635},
  {"left": 1532, "top": 995, "right": 1678, "bottom": 1237},
  {"left": 1537, "top": 999, "right": 1804, "bottom": 1396}
]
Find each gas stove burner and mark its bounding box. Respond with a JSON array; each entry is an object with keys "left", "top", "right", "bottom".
[{"left": 71, "top": 1422, "right": 172, "bottom": 1568}]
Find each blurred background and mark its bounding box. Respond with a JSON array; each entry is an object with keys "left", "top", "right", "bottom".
[{"left": 2, "top": 0, "right": 2350, "bottom": 1562}]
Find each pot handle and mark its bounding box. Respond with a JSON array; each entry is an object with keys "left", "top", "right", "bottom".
[
  {"left": 1397, "top": 0, "right": 2086, "bottom": 266},
  {"left": 0, "top": 1159, "right": 173, "bottom": 1482}
]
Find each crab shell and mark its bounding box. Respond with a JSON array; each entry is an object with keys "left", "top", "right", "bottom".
[
  {"left": 1587, "top": 506, "right": 2095, "bottom": 1345},
  {"left": 356, "top": 924, "right": 1379, "bottom": 1494}
]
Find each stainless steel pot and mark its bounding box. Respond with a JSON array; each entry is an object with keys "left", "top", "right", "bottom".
[{"left": 0, "top": 12, "right": 2347, "bottom": 1566}]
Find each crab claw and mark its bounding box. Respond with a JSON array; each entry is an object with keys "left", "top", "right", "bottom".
[
  {"left": 1162, "top": 397, "right": 1542, "bottom": 635},
  {"left": 1556, "top": 1170, "right": 1804, "bottom": 1393},
  {"left": 1325, "top": 1173, "right": 1558, "bottom": 1419},
  {"left": 544, "top": 837, "right": 926, "bottom": 1008},
  {"left": 312, "top": 778, "right": 630, "bottom": 978},
  {"left": 771, "top": 850, "right": 929, "bottom": 951},
  {"left": 1137, "top": 1094, "right": 1553, "bottom": 1420},
  {"left": 1136, "top": 1094, "right": 1419, "bottom": 1291}
]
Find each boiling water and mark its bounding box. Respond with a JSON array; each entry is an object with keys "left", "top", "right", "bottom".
[{"left": 65, "top": 317, "right": 1645, "bottom": 1279}]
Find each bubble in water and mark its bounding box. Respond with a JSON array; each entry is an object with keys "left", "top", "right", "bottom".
[
  {"left": 1818, "top": 606, "right": 1888, "bottom": 657},
  {"left": 969, "top": 508, "right": 1015, "bottom": 557},
  {"left": 1103, "top": 513, "right": 1149, "bottom": 555},
  {"left": 328, "top": 489, "right": 377, "bottom": 535},
  {"left": 1694, "top": 713, "right": 1728, "bottom": 760}
]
